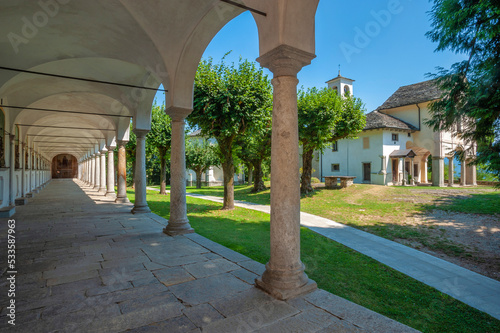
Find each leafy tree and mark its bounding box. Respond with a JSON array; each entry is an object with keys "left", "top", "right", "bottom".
[
  {"left": 236, "top": 110, "right": 272, "bottom": 192},
  {"left": 146, "top": 104, "right": 172, "bottom": 194},
  {"left": 185, "top": 139, "right": 220, "bottom": 189},
  {"left": 298, "top": 88, "right": 366, "bottom": 193},
  {"left": 188, "top": 56, "right": 272, "bottom": 209},
  {"left": 425, "top": 0, "right": 500, "bottom": 182}
]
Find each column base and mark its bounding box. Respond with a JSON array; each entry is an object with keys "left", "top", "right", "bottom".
[
  {"left": 98, "top": 187, "right": 107, "bottom": 193},
  {"left": 15, "top": 197, "right": 28, "bottom": 206},
  {"left": 115, "top": 196, "right": 130, "bottom": 203},
  {"left": 163, "top": 220, "right": 195, "bottom": 236},
  {"left": 131, "top": 205, "right": 151, "bottom": 214},
  {"left": 105, "top": 191, "right": 116, "bottom": 198},
  {"left": 26, "top": 192, "right": 34, "bottom": 198},
  {"left": 255, "top": 262, "right": 317, "bottom": 300},
  {"left": 255, "top": 276, "right": 317, "bottom": 301},
  {"left": 32, "top": 188, "right": 40, "bottom": 194},
  {"left": 0, "top": 205, "right": 16, "bottom": 218}
]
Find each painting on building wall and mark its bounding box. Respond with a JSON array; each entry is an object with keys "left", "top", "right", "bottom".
[{"left": 52, "top": 154, "right": 77, "bottom": 178}]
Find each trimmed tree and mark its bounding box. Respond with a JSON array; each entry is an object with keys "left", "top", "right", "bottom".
[
  {"left": 298, "top": 87, "right": 366, "bottom": 194},
  {"left": 188, "top": 57, "right": 272, "bottom": 209},
  {"left": 146, "top": 104, "right": 172, "bottom": 194},
  {"left": 185, "top": 139, "right": 220, "bottom": 189},
  {"left": 425, "top": 0, "right": 500, "bottom": 182},
  {"left": 236, "top": 110, "right": 272, "bottom": 192}
]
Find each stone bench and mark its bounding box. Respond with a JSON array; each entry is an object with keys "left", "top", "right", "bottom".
[{"left": 325, "top": 176, "right": 356, "bottom": 189}]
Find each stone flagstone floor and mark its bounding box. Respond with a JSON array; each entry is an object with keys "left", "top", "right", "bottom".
[{"left": 0, "top": 179, "right": 418, "bottom": 332}]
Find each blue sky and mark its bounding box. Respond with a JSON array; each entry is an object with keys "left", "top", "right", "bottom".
[{"left": 158, "top": 0, "right": 466, "bottom": 113}]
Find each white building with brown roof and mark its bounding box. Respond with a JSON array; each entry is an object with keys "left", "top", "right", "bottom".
[{"left": 313, "top": 78, "right": 477, "bottom": 186}]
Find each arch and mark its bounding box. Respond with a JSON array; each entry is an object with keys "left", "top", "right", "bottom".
[{"left": 52, "top": 154, "right": 78, "bottom": 179}]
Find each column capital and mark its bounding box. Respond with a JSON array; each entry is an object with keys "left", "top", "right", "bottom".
[
  {"left": 117, "top": 140, "right": 128, "bottom": 147},
  {"left": 166, "top": 106, "right": 192, "bottom": 122},
  {"left": 132, "top": 129, "right": 149, "bottom": 138},
  {"left": 106, "top": 145, "right": 116, "bottom": 151},
  {"left": 257, "top": 44, "right": 316, "bottom": 77}
]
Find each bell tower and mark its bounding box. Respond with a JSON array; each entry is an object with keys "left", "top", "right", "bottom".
[{"left": 326, "top": 68, "right": 354, "bottom": 97}]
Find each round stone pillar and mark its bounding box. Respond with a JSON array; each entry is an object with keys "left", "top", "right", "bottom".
[
  {"left": 254, "top": 45, "right": 317, "bottom": 300},
  {"left": 448, "top": 156, "right": 454, "bottom": 187},
  {"left": 115, "top": 141, "right": 129, "bottom": 203},
  {"left": 106, "top": 147, "right": 116, "bottom": 197},
  {"left": 131, "top": 130, "right": 151, "bottom": 213},
  {"left": 94, "top": 153, "right": 101, "bottom": 189},
  {"left": 9, "top": 135, "right": 16, "bottom": 206},
  {"left": 99, "top": 150, "right": 106, "bottom": 193},
  {"left": 164, "top": 108, "right": 194, "bottom": 235}
]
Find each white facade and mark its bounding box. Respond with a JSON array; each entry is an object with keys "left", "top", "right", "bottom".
[{"left": 312, "top": 79, "right": 476, "bottom": 187}]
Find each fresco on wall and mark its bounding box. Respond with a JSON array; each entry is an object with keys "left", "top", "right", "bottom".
[{"left": 52, "top": 154, "right": 77, "bottom": 178}]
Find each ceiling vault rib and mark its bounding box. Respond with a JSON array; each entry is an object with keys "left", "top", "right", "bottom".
[
  {"left": 0, "top": 66, "right": 167, "bottom": 92},
  {"left": 17, "top": 124, "right": 115, "bottom": 131},
  {"left": 219, "top": 0, "right": 266, "bottom": 16},
  {"left": 1, "top": 105, "right": 132, "bottom": 118}
]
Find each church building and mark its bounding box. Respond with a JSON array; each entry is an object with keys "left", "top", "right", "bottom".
[{"left": 313, "top": 74, "right": 477, "bottom": 187}]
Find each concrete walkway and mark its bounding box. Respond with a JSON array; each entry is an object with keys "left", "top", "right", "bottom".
[
  {"left": 148, "top": 187, "right": 500, "bottom": 321},
  {"left": 0, "top": 179, "right": 418, "bottom": 332}
]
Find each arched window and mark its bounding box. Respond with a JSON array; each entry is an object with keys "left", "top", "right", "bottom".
[
  {"left": 343, "top": 85, "right": 350, "bottom": 96},
  {"left": 0, "top": 109, "right": 4, "bottom": 167},
  {"left": 15, "top": 125, "right": 20, "bottom": 169}
]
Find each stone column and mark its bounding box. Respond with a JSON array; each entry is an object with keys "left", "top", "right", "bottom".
[
  {"left": 164, "top": 108, "right": 194, "bottom": 235},
  {"left": 410, "top": 158, "right": 415, "bottom": 185},
  {"left": 432, "top": 156, "right": 445, "bottom": 187},
  {"left": 254, "top": 45, "right": 317, "bottom": 300},
  {"left": 106, "top": 147, "right": 116, "bottom": 197},
  {"left": 131, "top": 129, "right": 151, "bottom": 213},
  {"left": 422, "top": 156, "right": 428, "bottom": 183},
  {"left": 378, "top": 155, "right": 387, "bottom": 185},
  {"left": 460, "top": 159, "right": 467, "bottom": 186},
  {"left": 34, "top": 152, "right": 39, "bottom": 190},
  {"left": 401, "top": 158, "right": 406, "bottom": 185},
  {"left": 21, "top": 144, "right": 26, "bottom": 197},
  {"left": 115, "top": 141, "right": 129, "bottom": 203},
  {"left": 99, "top": 150, "right": 107, "bottom": 193},
  {"left": 448, "top": 156, "right": 454, "bottom": 187},
  {"left": 90, "top": 154, "right": 95, "bottom": 187},
  {"left": 94, "top": 152, "right": 100, "bottom": 189},
  {"left": 9, "top": 135, "right": 16, "bottom": 206},
  {"left": 470, "top": 162, "right": 477, "bottom": 186}
]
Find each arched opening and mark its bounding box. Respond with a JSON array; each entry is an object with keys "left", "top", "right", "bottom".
[{"left": 52, "top": 154, "right": 78, "bottom": 179}]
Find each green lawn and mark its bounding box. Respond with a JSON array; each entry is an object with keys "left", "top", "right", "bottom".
[
  {"left": 183, "top": 184, "right": 499, "bottom": 259},
  {"left": 128, "top": 189, "right": 500, "bottom": 333}
]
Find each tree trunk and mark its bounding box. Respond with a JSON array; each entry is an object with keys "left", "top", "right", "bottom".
[
  {"left": 196, "top": 170, "right": 203, "bottom": 189},
  {"left": 252, "top": 160, "right": 266, "bottom": 192},
  {"left": 159, "top": 150, "right": 167, "bottom": 195},
  {"left": 247, "top": 164, "right": 253, "bottom": 186},
  {"left": 300, "top": 148, "right": 314, "bottom": 194},
  {"left": 220, "top": 146, "right": 235, "bottom": 210}
]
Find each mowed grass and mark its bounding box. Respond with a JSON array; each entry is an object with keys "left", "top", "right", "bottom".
[
  {"left": 185, "top": 184, "right": 500, "bottom": 258},
  {"left": 127, "top": 189, "right": 500, "bottom": 333}
]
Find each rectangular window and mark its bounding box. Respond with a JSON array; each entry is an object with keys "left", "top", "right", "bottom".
[
  {"left": 331, "top": 164, "right": 340, "bottom": 172},
  {"left": 363, "top": 137, "right": 370, "bottom": 149},
  {"left": 332, "top": 141, "right": 338, "bottom": 152},
  {"left": 392, "top": 133, "right": 399, "bottom": 141}
]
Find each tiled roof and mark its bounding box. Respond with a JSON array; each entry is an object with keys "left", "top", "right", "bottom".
[
  {"left": 377, "top": 79, "right": 441, "bottom": 111},
  {"left": 363, "top": 110, "right": 418, "bottom": 131}
]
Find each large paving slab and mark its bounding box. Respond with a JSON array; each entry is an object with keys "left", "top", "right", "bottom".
[
  {"left": 0, "top": 179, "right": 418, "bottom": 332},
  {"left": 154, "top": 188, "right": 500, "bottom": 320}
]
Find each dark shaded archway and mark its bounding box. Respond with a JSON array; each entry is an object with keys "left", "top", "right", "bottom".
[{"left": 52, "top": 154, "right": 77, "bottom": 178}]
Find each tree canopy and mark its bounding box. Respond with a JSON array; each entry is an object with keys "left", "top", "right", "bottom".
[
  {"left": 426, "top": 0, "right": 500, "bottom": 182},
  {"left": 147, "top": 103, "right": 172, "bottom": 194},
  {"left": 185, "top": 139, "right": 220, "bottom": 189},
  {"left": 298, "top": 87, "right": 366, "bottom": 193},
  {"left": 188, "top": 56, "right": 272, "bottom": 209}
]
